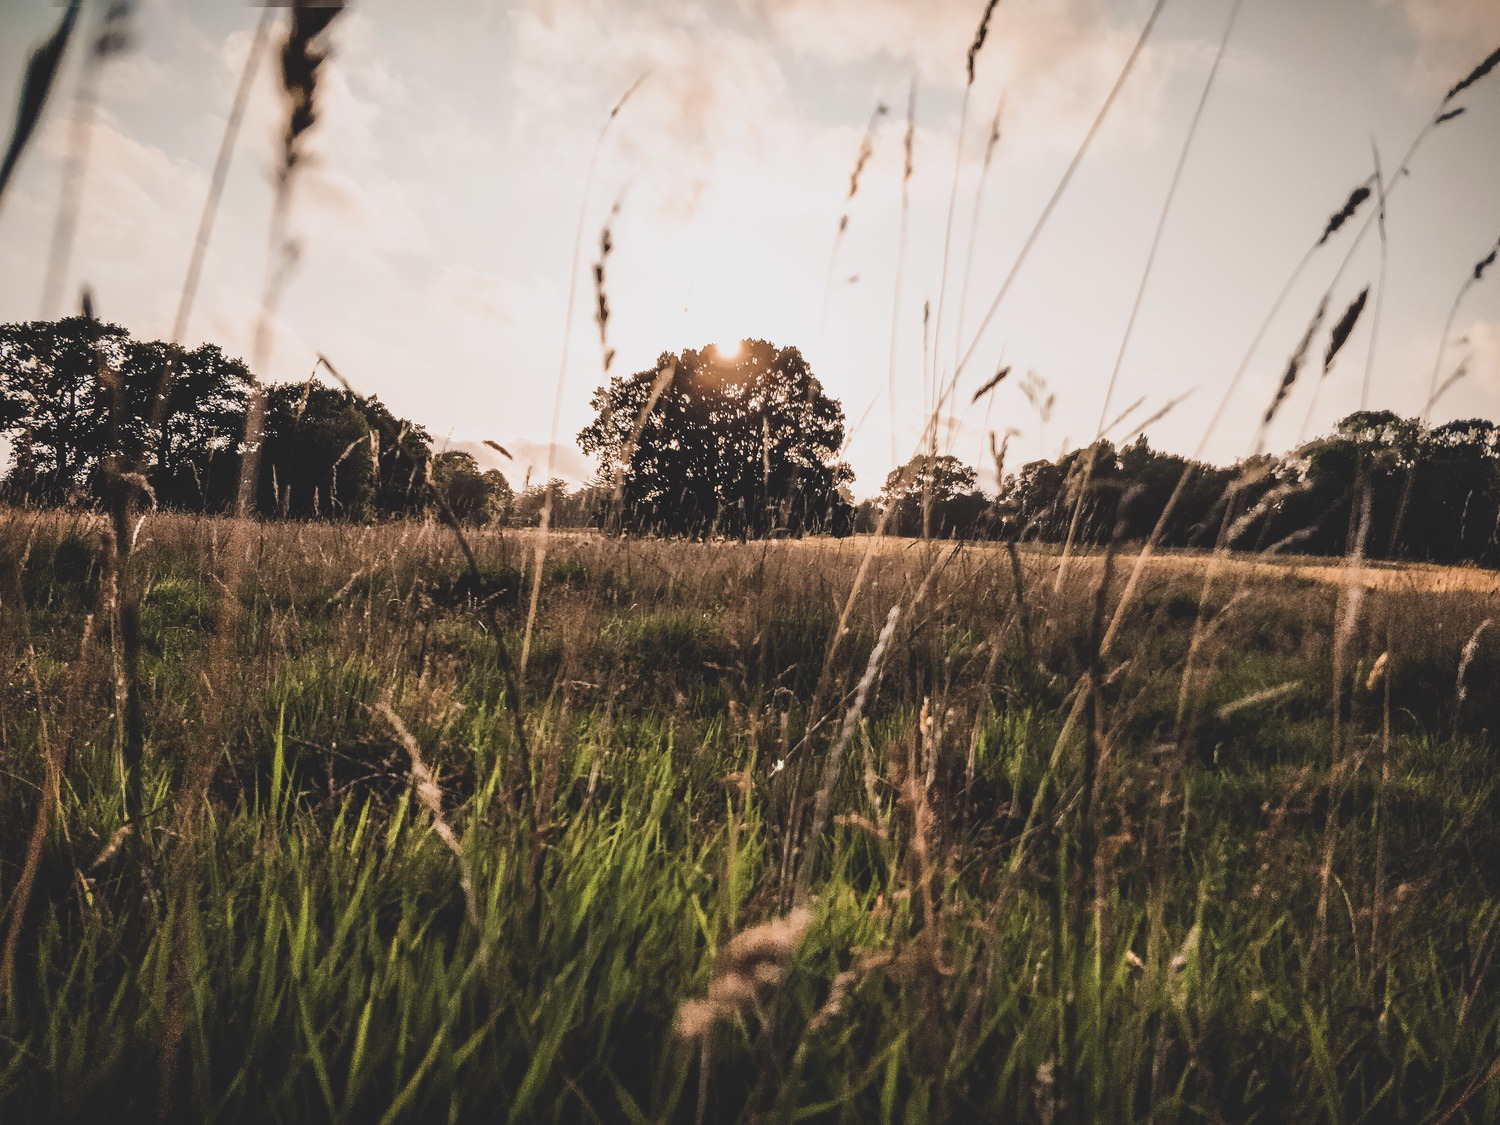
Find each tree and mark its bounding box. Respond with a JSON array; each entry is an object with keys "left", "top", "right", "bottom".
[
  {"left": 0, "top": 319, "right": 442, "bottom": 521},
  {"left": 256, "top": 382, "right": 433, "bottom": 519},
  {"left": 0, "top": 316, "right": 127, "bottom": 502},
  {"left": 578, "top": 340, "right": 853, "bottom": 537},
  {"left": 994, "top": 455, "right": 1075, "bottom": 541},
  {"left": 880, "top": 454, "right": 989, "bottom": 538},
  {"left": 431, "top": 450, "right": 512, "bottom": 525},
  {"left": 510, "top": 479, "right": 603, "bottom": 528},
  {"left": 1114, "top": 437, "right": 1235, "bottom": 547},
  {"left": 852, "top": 496, "right": 882, "bottom": 534},
  {"left": 122, "top": 340, "right": 252, "bottom": 511},
  {"left": 355, "top": 394, "right": 435, "bottom": 518},
  {"left": 0, "top": 317, "right": 250, "bottom": 507},
  {"left": 1394, "top": 418, "right": 1500, "bottom": 564}
]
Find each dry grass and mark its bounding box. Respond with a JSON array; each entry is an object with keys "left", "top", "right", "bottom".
[{"left": 2, "top": 506, "right": 1499, "bottom": 1120}]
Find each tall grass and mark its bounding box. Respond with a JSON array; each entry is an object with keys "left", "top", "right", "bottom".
[{"left": 3, "top": 518, "right": 1499, "bottom": 1120}]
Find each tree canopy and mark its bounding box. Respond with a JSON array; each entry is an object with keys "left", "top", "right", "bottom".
[
  {"left": 990, "top": 414, "right": 1500, "bottom": 566},
  {"left": 430, "top": 449, "right": 513, "bottom": 525},
  {"left": 880, "top": 453, "right": 989, "bottom": 539},
  {"left": 0, "top": 316, "right": 250, "bottom": 506},
  {"left": 254, "top": 382, "right": 435, "bottom": 519},
  {"left": 0, "top": 317, "right": 453, "bottom": 521},
  {"left": 578, "top": 340, "right": 853, "bottom": 537}
]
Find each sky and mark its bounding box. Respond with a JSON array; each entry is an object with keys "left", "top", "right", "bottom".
[{"left": 0, "top": 0, "right": 1497, "bottom": 497}]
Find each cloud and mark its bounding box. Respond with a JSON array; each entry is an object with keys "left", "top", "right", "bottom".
[
  {"left": 510, "top": 0, "right": 804, "bottom": 219},
  {"left": 1385, "top": 0, "right": 1500, "bottom": 93},
  {"left": 23, "top": 113, "right": 214, "bottom": 329},
  {"left": 749, "top": 0, "right": 1182, "bottom": 148},
  {"left": 751, "top": 0, "right": 1114, "bottom": 88},
  {"left": 211, "top": 9, "right": 422, "bottom": 256},
  {"left": 433, "top": 263, "right": 534, "bottom": 326}
]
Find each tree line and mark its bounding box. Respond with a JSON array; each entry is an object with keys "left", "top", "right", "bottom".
[
  {"left": 5, "top": 319, "right": 1499, "bottom": 565},
  {"left": 0, "top": 316, "right": 519, "bottom": 523},
  {"left": 860, "top": 413, "right": 1500, "bottom": 567},
  {"left": 987, "top": 412, "right": 1500, "bottom": 566}
]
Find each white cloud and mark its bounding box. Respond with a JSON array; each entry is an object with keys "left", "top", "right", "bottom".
[
  {"left": 750, "top": 0, "right": 1182, "bottom": 148},
  {"left": 1385, "top": 0, "right": 1500, "bottom": 94}
]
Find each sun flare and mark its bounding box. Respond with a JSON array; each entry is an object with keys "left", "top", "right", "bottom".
[{"left": 714, "top": 339, "right": 743, "bottom": 360}]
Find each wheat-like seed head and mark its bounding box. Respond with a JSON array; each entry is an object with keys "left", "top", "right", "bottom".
[
  {"left": 675, "top": 906, "right": 812, "bottom": 1039},
  {"left": 967, "top": 0, "right": 1003, "bottom": 84}
]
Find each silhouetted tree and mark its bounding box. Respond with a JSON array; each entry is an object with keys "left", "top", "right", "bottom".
[
  {"left": 987, "top": 412, "right": 1500, "bottom": 566},
  {"left": 431, "top": 450, "right": 512, "bottom": 525},
  {"left": 122, "top": 340, "right": 252, "bottom": 510},
  {"left": 257, "top": 382, "right": 432, "bottom": 519},
  {"left": 1253, "top": 411, "right": 1500, "bottom": 564},
  {"left": 1410, "top": 419, "right": 1500, "bottom": 564},
  {"left": 1115, "top": 437, "right": 1237, "bottom": 547},
  {"left": 0, "top": 317, "right": 250, "bottom": 506},
  {"left": 511, "top": 479, "right": 606, "bottom": 528},
  {"left": 852, "top": 497, "right": 882, "bottom": 534},
  {"left": 355, "top": 394, "right": 434, "bottom": 518},
  {"left": 881, "top": 453, "right": 989, "bottom": 538},
  {"left": 995, "top": 452, "right": 1079, "bottom": 541},
  {"left": 578, "top": 340, "right": 853, "bottom": 537}
]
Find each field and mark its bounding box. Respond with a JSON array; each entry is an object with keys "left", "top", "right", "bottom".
[
  {"left": 2, "top": 510, "right": 1498, "bottom": 1122},
  {"left": 4, "top": 0, "right": 1500, "bottom": 1119}
]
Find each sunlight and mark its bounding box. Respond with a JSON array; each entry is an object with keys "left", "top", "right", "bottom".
[{"left": 714, "top": 339, "right": 743, "bottom": 360}]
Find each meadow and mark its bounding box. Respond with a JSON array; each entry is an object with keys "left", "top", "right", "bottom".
[
  {"left": 1, "top": 510, "right": 1497, "bottom": 1122},
  {"left": 4, "top": 2, "right": 1500, "bottom": 1121}
]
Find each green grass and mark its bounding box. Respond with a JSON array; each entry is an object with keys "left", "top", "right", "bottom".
[{"left": 1, "top": 516, "right": 1497, "bottom": 1122}]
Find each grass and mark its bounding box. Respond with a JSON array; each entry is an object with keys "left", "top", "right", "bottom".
[
  {"left": 2, "top": 511, "right": 1498, "bottom": 1122},
  {"left": 3, "top": 5, "right": 1499, "bottom": 1121}
]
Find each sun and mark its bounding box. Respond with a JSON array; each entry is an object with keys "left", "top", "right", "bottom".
[{"left": 714, "top": 339, "right": 743, "bottom": 360}]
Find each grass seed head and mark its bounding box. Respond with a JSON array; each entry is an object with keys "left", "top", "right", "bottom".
[
  {"left": 278, "top": 2, "right": 345, "bottom": 192},
  {"left": 675, "top": 907, "right": 812, "bottom": 1039},
  {"left": 1473, "top": 238, "right": 1498, "bottom": 282},
  {"left": 1323, "top": 287, "right": 1369, "bottom": 375},
  {"left": 967, "top": 0, "right": 1003, "bottom": 84},
  {"left": 1443, "top": 43, "right": 1500, "bottom": 104},
  {"left": 1264, "top": 297, "right": 1327, "bottom": 424},
  {"left": 1456, "top": 619, "right": 1491, "bottom": 705},
  {"left": 1318, "top": 183, "right": 1370, "bottom": 245}
]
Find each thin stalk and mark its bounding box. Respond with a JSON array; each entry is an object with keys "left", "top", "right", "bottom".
[
  {"left": 1387, "top": 233, "right": 1498, "bottom": 554},
  {"left": 37, "top": 20, "right": 102, "bottom": 321},
  {"left": 520, "top": 74, "right": 646, "bottom": 684},
  {"left": 0, "top": 652, "right": 59, "bottom": 1004},
  {"left": 953, "top": 94, "right": 1005, "bottom": 383},
  {"left": 953, "top": 0, "right": 1170, "bottom": 384},
  {"left": 1054, "top": 0, "right": 1243, "bottom": 594},
  {"left": 927, "top": 81, "right": 973, "bottom": 415},
  {"left": 886, "top": 78, "right": 917, "bottom": 472}
]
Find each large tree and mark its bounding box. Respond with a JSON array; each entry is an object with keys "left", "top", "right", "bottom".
[
  {"left": 122, "top": 340, "right": 253, "bottom": 510},
  {"left": 578, "top": 341, "right": 853, "bottom": 537}
]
